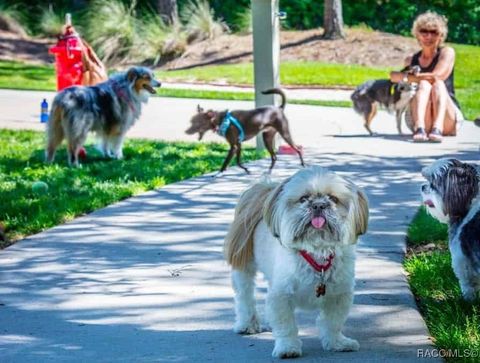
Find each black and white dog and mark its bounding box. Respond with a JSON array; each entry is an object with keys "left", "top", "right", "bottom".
[
  {"left": 421, "top": 158, "right": 480, "bottom": 301},
  {"left": 351, "top": 66, "right": 420, "bottom": 135},
  {"left": 46, "top": 66, "right": 161, "bottom": 166}
]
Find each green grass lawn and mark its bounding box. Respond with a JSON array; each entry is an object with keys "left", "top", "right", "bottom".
[
  {"left": 0, "top": 60, "right": 350, "bottom": 108},
  {"left": 1, "top": 41, "right": 478, "bottom": 118},
  {"left": 0, "top": 129, "right": 264, "bottom": 246},
  {"left": 405, "top": 206, "right": 480, "bottom": 362}
]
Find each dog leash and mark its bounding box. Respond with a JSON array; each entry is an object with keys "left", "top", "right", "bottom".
[{"left": 218, "top": 111, "right": 245, "bottom": 142}]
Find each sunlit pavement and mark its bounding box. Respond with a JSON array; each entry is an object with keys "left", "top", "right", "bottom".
[{"left": 1, "top": 88, "right": 479, "bottom": 361}]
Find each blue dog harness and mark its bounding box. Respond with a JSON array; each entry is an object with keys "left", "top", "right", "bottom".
[{"left": 218, "top": 111, "right": 245, "bottom": 142}]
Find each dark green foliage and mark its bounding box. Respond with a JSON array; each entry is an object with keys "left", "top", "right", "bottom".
[{"left": 343, "top": 0, "right": 480, "bottom": 46}]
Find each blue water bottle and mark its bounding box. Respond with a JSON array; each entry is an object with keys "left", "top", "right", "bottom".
[{"left": 40, "top": 98, "right": 49, "bottom": 123}]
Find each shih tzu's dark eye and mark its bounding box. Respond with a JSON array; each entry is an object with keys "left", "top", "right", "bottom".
[
  {"left": 299, "top": 195, "right": 309, "bottom": 203},
  {"left": 328, "top": 194, "right": 339, "bottom": 203}
]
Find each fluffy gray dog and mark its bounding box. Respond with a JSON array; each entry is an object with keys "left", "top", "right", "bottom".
[{"left": 45, "top": 66, "right": 161, "bottom": 166}]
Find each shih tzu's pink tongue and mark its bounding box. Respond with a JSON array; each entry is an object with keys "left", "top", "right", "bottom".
[{"left": 311, "top": 216, "right": 326, "bottom": 229}]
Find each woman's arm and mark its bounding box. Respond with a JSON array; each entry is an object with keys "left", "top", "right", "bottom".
[
  {"left": 390, "top": 47, "right": 455, "bottom": 84},
  {"left": 390, "top": 55, "right": 414, "bottom": 83}
]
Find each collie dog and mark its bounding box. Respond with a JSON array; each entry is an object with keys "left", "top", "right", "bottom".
[{"left": 45, "top": 66, "right": 161, "bottom": 166}]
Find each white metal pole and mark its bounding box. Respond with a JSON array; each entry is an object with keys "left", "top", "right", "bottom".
[{"left": 251, "top": 0, "right": 280, "bottom": 151}]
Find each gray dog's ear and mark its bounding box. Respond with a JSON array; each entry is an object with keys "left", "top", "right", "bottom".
[
  {"left": 127, "top": 68, "right": 138, "bottom": 83},
  {"left": 443, "top": 163, "right": 479, "bottom": 220},
  {"left": 197, "top": 104, "right": 204, "bottom": 113}
]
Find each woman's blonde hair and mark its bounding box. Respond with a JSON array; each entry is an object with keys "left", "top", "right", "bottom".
[{"left": 412, "top": 11, "right": 448, "bottom": 45}]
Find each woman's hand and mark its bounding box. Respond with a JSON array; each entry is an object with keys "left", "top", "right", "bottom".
[{"left": 390, "top": 71, "right": 437, "bottom": 84}]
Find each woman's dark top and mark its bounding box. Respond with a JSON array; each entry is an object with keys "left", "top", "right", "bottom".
[{"left": 410, "top": 47, "right": 460, "bottom": 108}]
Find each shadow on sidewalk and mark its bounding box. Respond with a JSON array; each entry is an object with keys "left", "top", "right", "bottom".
[{"left": 1, "top": 148, "right": 478, "bottom": 361}]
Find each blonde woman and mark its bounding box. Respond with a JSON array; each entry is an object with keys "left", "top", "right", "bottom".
[{"left": 390, "top": 11, "right": 463, "bottom": 142}]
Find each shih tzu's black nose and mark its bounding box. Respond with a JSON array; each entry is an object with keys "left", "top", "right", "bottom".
[{"left": 311, "top": 201, "right": 329, "bottom": 211}]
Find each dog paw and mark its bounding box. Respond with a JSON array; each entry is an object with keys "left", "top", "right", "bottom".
[
  {"left": 272, "top": 338, "right": 302, "bottom": 359},
  {"left": 321, "top": 334, "right": 359, "bottom": 352},
  {"left": 233, "top": 315, "right": 261, "bottom": 335}
]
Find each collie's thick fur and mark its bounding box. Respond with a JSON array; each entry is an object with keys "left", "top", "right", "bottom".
[
  {"left": 224, "top": 166, "right": 369, "bottom": 358},
  {"left": 45, "top": 66, "right": 161, "bottom": 166}
]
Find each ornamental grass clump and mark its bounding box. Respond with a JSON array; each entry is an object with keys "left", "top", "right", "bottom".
[
  {"left": 181, "top": 0, "right": 228, "bottom": 42},
  {"left": 84, "top": 0, "right": 138, "bottom": 66}
]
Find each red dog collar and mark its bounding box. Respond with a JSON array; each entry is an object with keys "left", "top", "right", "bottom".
[{"left": 299, "top": 250, "right": 335, "bottom": 273}]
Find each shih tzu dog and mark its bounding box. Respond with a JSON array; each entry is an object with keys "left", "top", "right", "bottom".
[
  {"left": 224, "top": 166, "right": 369, "bottom": 358},
  {"left": 421, "top": 158, "right": 480, "bottom": 301}
]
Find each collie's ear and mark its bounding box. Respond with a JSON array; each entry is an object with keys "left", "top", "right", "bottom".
[
  {"left": 443, "top": 163, "right": 479, "bottom": 219},
  {"left": 263, "top": 177, "right": 290, "bottom": 239},
  {"left": 126, "top": 68, "right": 138, "bottom": 83}
]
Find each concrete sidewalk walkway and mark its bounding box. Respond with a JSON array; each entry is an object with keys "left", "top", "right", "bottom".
[{"left": 0, "top": 90, "right": 479, "bottom": 362}]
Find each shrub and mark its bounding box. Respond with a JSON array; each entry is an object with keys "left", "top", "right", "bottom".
[
  {"left": 0, "top": 3, "right": 28, "bottom": 37},
  {"left": 234, "top": 5, "right": 252, "bottom": 34},
  {"left": 135, "top": 13, "right": 187, "bottom": 65},
  {"left": 181, "top": 0, "right": 228, "bottom": 42},
  {"left": 38, "top": 5, "right": 65, "bottom": 37},
  {"left": 83, "top": 0, "right": 137, "bottom": 66}
]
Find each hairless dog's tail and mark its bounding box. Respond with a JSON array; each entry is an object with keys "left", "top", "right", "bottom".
[{"left": 261, "top": 88, "right": 287, "bottom": 109}]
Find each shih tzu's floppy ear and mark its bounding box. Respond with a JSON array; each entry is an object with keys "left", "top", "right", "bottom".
[
  {"left": 443, "top": 163, "right": 479, "bottom": 221},
  {"left": 263, "top": 177, "right": 291, "bottom": 240},
  {"left": 354, "top": 189, "right": 369, "bottom": 237},
  {"left": 224, "top": 180, "right": 277, "bottom": 270},
  {"left": 345, "top": 184, "right": 369, "bottom": 243}
]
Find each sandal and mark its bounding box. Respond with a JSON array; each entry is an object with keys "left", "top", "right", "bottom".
[
  {"left": 413, "top": 127, "right": 428, "bottom": 142},
  {"left": 428, "top": 127, "right": 443, "bottom": 143}
]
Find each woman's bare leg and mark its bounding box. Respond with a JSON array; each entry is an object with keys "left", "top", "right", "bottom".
[
  {"left": 411, "top": 80, "right": 433, "bottom": 131},
  {"left": 430, "top": 79, "right": 457, "bottom": 136}
]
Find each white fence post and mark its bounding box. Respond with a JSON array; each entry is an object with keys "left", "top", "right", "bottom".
[{"left": 251, "top": 0, "right": 280, "bottom": 151}]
